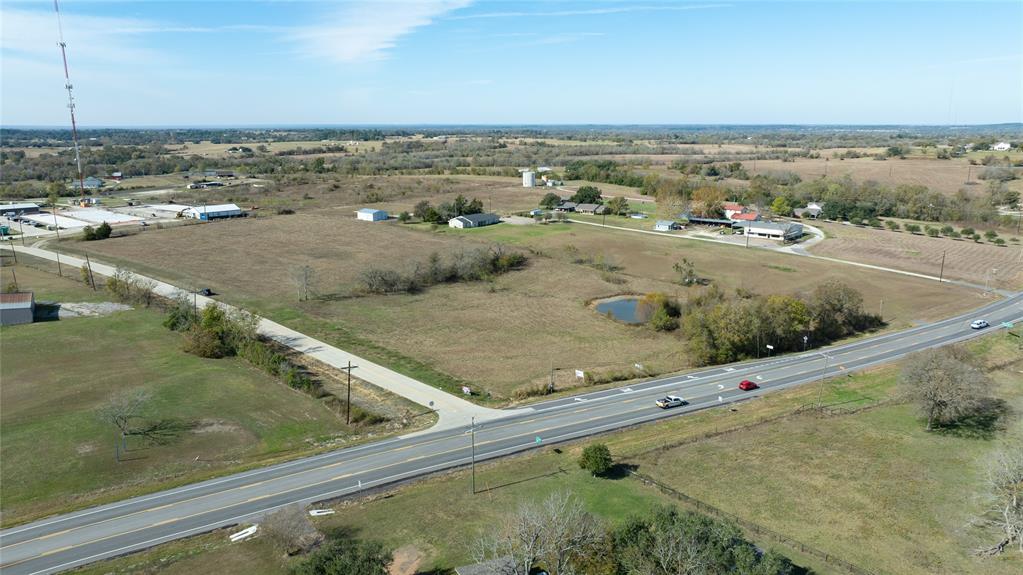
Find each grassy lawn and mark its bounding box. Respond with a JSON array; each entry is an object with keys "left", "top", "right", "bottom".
[{"left": 0, "top": 264, "right": 359, "bottom": 526}]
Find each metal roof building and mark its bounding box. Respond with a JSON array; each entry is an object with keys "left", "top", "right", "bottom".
[
  {"left": 0, "top": 292, "right": 34, "bottom": 326},
  {"left": 182, "top": 204, "right": 243, "bottom": 220},
  {"left": 355, "top": 208, "right": 389, "bottom": 221}
]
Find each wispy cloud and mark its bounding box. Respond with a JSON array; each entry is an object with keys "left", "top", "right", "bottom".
[
  {"left": 289, "top": 1, "right": 472, "bottom": 63},
  {"left": 450, "top": 3, "right": 730, "bottom": 20}
]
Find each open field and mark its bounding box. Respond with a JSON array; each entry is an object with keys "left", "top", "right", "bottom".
[
  {"left": 809, "top": 220, "right": 1023, "bottom": 289},
  {"left": 61, "top": 208, "right": 984, "bottom": 402},
  {"left": 0, "top": 262, "right": 387, "bottom": 525},
  {"left": 72, "top": 333, "right": 1023, "bottom": 575},
  {"left": 163, "top": 140, "right": 385, "bottom": 158},
  {"left": 634, "top": 333, "right": 1023, "bottom": 575}
]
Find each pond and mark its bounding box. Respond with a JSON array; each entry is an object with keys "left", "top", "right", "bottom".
[{"left": 594, "top": 296, "right": 648, "bottom": 324}]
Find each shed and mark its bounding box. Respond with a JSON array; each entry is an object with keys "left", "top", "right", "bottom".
[
  {"left": 0, "top": 292, "right": 34, "bottom": 326},
  {"left": 183, "top": 203, "right": 243, "bottom": 220},
  {"left": 794, "top": 202, "right": 825, "bottom": 219},
  {"left": 356, "top": 208, "right": 389, "bottom": 222},
  {"left": 655, "top": 220, "right": 679, "bottom": 232},
  {"left": 449, "top": 213, "right": 500, "bottom": 229}
]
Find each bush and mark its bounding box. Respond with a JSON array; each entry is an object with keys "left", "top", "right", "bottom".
[
  {"left": 885, "top": 220, "right": 900, "bottom": 231},
  {"left": 105, "top": 268, "right": 155, "bottom": 306},
  {"left": 293, "top": 538, "right": 389, "bottom": 575},
  {"left": 81, "top": 221, "right": 112, "bottom": 241},
  {"left": 925, "top": 226, "right": 939, "bottom": 237},
  {"left": 904, "top": 223, "right": 922, "bottom": 234},
  {"left": 359, "top": 247, "right": 527, "bottom": 295},
  {"left": 579, "top": 443, "right": 613, "bottom": 476}
]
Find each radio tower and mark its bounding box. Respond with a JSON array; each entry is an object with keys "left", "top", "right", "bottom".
[{"left": 54, "top": 0, "right": 86, "bottom": 199}]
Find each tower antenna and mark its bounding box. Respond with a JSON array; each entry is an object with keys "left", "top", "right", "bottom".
[{"left": 54, "top": 0, "right": 86, "bottom": 199}]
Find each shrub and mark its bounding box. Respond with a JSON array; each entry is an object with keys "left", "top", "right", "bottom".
[
  {"left": 993, "top": 238, "right": 1006, "bottom": 246},
  {"left": 82, "top": 222, "right": 112, "bottom": 241},
  {"left": 961, "top": 227, "right": 975, "bottom": 236},
  {"left": 904, "top": 223, "right": 922, "bottom": 234},
  {"left": 579, "top": 443, "right": 613, "bottom": 476},
  {"left": 292, "top": 538, "right": 389, "bottom": 575},
  {"left": 925, "top": 226, "right": 939, "bottom": 237},
  {"left": 885, "top": 220, "right": 900, "bottom": 231}
]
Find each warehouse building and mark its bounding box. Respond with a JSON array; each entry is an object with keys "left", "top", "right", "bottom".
[
  {"left": 1, "top": 202, "right": 40, "bottom": 216},
  {"left": 449, "top": 213, "right": 500, "bottom": 229},
  {"left": 736, "top": 220, "right": 804, "bottom": 241},
  {"left": 182, "top": 203, "right": 243, "bottom": 220},
  {"left": 0, "top": 292, "right": 34, "bottom": 326}
]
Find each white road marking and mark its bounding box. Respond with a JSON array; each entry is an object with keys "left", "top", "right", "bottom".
[{"left": 621, "top": 388, "right": 633, "bottom": 393}]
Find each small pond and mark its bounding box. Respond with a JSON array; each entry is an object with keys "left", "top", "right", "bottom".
[{"left": 594, "top": 296, "right": 648, "bottom": 324}]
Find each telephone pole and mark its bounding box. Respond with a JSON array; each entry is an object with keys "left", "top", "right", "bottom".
[{"left": 470, "top": 416, "right": 477, "bottom": 495}]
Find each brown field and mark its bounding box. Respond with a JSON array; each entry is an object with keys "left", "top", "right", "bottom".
[
  {"left": 64, "top": 206, "right": 985, "bottom": 401},
  {"left": 164, "top": 140, "right": 385, "bottom": 158},
  {"left": 810, "top": 220, "right": 1023, "bottom": 289}
]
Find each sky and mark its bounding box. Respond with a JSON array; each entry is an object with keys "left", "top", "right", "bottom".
[{"left": 2, "top": 0, "right": 1021, "bottom": 126}]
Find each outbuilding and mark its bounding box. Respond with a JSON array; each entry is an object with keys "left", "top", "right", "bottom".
[
  {"left": 449, "top": 213, "right": 500, "bottom": 229},
  {"left": 0, "top": 292, "right": 34, "bottom": 326},
  {"left": 183, "top": 203, "right": 243, "bottom": 220},
  {"left": 736, "top": 220, "right": 803, "bottom": 241},
  {"left": 82, "top": 177, "right": 104, "bottom": 189},
  {"left": 654, "top": 220, "right": 680, "bottom": 232},
  {"left": 356, "top": 208, "right": 389, "bottom": 222},
  {"left": 794, "top": 201, "right": 825, "bottom": 219}
]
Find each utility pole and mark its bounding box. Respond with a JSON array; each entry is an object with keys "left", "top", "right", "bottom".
[
  {"left": 343, "top": 360, "right": 359, "bottom": 425},
  {"left": 816, "top": 353, "right": 831, "bottom": 409},
  {"left": 18, "top": 219, "right": 25, "bottom": 246},
  {"left": 470, "top": 416, "right": 477, "bottom": 495},
  {"left": 84, "top": 252, "right": 97, "bottom": 290},
  {"left": 879, "top": 297, "right": 884, "bottom": 318},
  {"left": 938, "top": 250, "right": 946, "bottom": 284}
]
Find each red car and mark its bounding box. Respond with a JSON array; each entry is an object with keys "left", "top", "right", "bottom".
[{"left": 738, "top": 379, "right": 759, "bottom": 391}]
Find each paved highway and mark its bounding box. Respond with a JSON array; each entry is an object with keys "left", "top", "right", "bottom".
[{"left": 2, "top": 293, "right": 1021, "bottom": 574}]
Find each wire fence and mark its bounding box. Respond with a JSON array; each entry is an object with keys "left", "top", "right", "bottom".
[{"left": 628, "top": 470, "right": 880, "bottom": 575}]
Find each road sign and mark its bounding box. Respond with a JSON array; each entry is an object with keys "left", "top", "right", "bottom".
[
  {"left": 766, "top": 344, "right": 774, "bottom": 350},
  {"left": 575, "top": 369, "right": 585, "bottom": 379},
  {"left": 535, "top": 436, "right": 542, "bottom": 444}
]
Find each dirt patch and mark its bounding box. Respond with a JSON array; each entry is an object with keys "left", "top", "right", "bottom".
[
  {"left": 388, "top": 544, "right": 423, "bottom": 575},
  {"left": 75, "top": 443, "right": 97, "bottom": 455},
  {"left": 191, "top": 419, "right": 242, "bottom": 434},
  {"left": 55, "top": 302, "right": 133, "bottom": 319}
]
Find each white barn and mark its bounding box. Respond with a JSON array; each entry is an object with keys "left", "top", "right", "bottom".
[
  {"left": 449, "top": 213, "right": 500, "bottom": 229},
  {"left": 183, "top": 203, "right": 243, "bottom": 220},
  {"left": 356, "top": 208, "right": 388, "bottom": 222},
  {"left": 737, "top": 221, "right": 803, "bottom": 241}
]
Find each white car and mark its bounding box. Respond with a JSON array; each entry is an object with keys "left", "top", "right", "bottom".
[
  {"left": 970, "top": 319, "right": 989, "bottom": 330},
  {"left": 655, "top": 395, "right": 686, "bottom": 409}
]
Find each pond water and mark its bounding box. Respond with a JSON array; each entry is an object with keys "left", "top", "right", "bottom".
[{"left": 594, "top": 297, "right": 647, "bottom": 324}]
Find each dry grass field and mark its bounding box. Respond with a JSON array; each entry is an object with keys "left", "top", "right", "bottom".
[
  {"left": 66, "top": 207, "right": 985, "bottom": 401},
  {"left": 810, "top": 220, "right": 1023, "bottom": 289},
  {"left": 163, "top": 140, "right": 384, "bottom": 158}
]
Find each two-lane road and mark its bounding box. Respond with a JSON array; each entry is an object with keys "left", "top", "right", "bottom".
[{"left": 2, "top": 293, "right": 1022, "bottom": 574}]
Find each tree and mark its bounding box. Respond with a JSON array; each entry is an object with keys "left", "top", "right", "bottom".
[
  {"left": 412, "top": 200, "right": 432, "bottom": 221},
  {"left": 904, "top": 223, "right": 922, "bottom": 234},
  {"left": 672, "top": 258, "right": 699, "bottom": 286},
  {"left": 985, "top": 229, "right": 999, "bottom": 241},
  {"left": 925, "top": 226, "right": 939, "bottom": 237},
  {"left": 540, "top": 192, "right": 561, "bottom": 209},
  {"left": 472, "top": 492, "right": 603, "bottom": 575},
  {"left": 899, "top": 348, "right": 990, "bottom": 430},
  {"left": 940, "top": 225, "right": 955, "bottom": 235},
  {"left": 397, "top": 211, "right": 411, "bottom": 223},
  {"left": 293, "top": 539, "right": 390, "bottom": 575},
  {"left": 571, "top": 185, "right": 602, "bottom": 205},
  {"left": 690, "top": 186, "right": 726, "bottom": 217},
  {"left": 605, "top": 196, "right": 629, "bottom": 216},
  {"left": 885, "top": 220, "right": 901, "bottom": 231},
  {"left": 579, "top": 444, "right": 613, "bottom": 476},
  {"left": 97, "top": 389, "right": 151, "bottom": 456},
  {"left": 974, "top": 443, "right": 1023, "bottom": 556},
  {"left": 262, "top": 504, "right": 324, "bottom": 556},
  {"left": 770, "top": 196, "right": 792, "bottom": 216},
  {"left": 961, "top": 227, "right": 976, "bottom": 236}
]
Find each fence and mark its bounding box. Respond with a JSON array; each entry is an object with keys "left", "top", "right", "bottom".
[{"left": 628, "top": 470, "right": 880, "bottom": 575}]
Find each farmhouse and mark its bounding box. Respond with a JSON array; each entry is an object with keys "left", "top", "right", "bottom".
[
  {"left": 794, "top": 201, "right": 825, "bottom": 219},
  {"left": 110, "top": 171, "right": 123, "bottom": 181},
  {"left": 993, "top": 142, "right": 1011, "bottom": 152},
  {"left": 555, "top": 201, "right": 577, "bottom": 212},
  {"left": 654, "top": 220, "right": 680, "bottom": 232},
  {"left": 80, "top": 177, "right": 104, "bottom": 190},
  {"left": 0, "top": 292, "right": 34, "bottom": 326},
  {"left": 575, "top": 203, "right": 606, "bottom": 214},
  {"left": 723, "top": 202, "right": 747, "bottom": 220},
  {"left": 449, "top": 213, "right": 500, "bottom": 229},
  {"left": 736, "top": 220, "right": 804, "bottom": 241},
  {"left": 183, "top": 203, "right": 243, "bottom": 220},
  {"left": 355, "top": 208, "right": 388, "bottom": 222},
  {"left": 730, "top": 212, "right": 760, "bottom": 222},
  {"left": 1, "top": 202, "right": 40, "bottom": 216}
]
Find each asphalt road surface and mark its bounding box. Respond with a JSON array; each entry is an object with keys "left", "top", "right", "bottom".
[{"left": 2, "top": 293, "right": 1021, "bottom": 574}]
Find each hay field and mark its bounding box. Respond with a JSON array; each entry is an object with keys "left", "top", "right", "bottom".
[
  {"left": 72, "top": 211, "right": 983, "bottom": 400},
  {"left": 810, "top": 221, "right": 1023, "bottom": 289}
]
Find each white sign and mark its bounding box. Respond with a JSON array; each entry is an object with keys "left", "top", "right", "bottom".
[
  {"left": 717, "top": 396, "right": 724, "bottom": 402},
  {"left": 229, "top": 525, "right": 258, "bottom": 542},
  {"left": 575, "top": 369, "right": 585, "bottom": 379},
  {"left": 634, "top": 363, "right": 644, "bottom": 370},
  {"left": 309, "top": 509, "right": 336, "bottom": 517},
  {"left": 766, "top": 344, "right": 774, "bottom": 350},
  {"left": 461, "top": 386, "right": 472, "bottom": 396}
]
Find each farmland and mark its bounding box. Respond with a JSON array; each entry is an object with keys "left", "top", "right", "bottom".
[
  {"left": 60, "top": 201, "right": 983, "bottom": 401},
  {"left": 808, "top": 219, "right": 1023, "bottom": 289}
]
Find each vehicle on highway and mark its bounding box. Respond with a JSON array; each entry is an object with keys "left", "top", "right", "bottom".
[
  {"left": 655, "top": 395, "right": 686, "bottom": 409},
  {"left": 738, "top": 379, "right": 759, "bottom": 391},
  {"left": 970, "top": 319, "right": 990, "bottom": 329}
]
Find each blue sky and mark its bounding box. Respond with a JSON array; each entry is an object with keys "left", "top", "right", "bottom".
[{"left": 2, "top": 1, "right": 1021, "bottom": 126}]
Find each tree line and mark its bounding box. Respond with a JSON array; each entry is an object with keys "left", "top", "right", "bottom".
[{"left": 359, "top": 247, "right": 527, "bottom": 295}]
